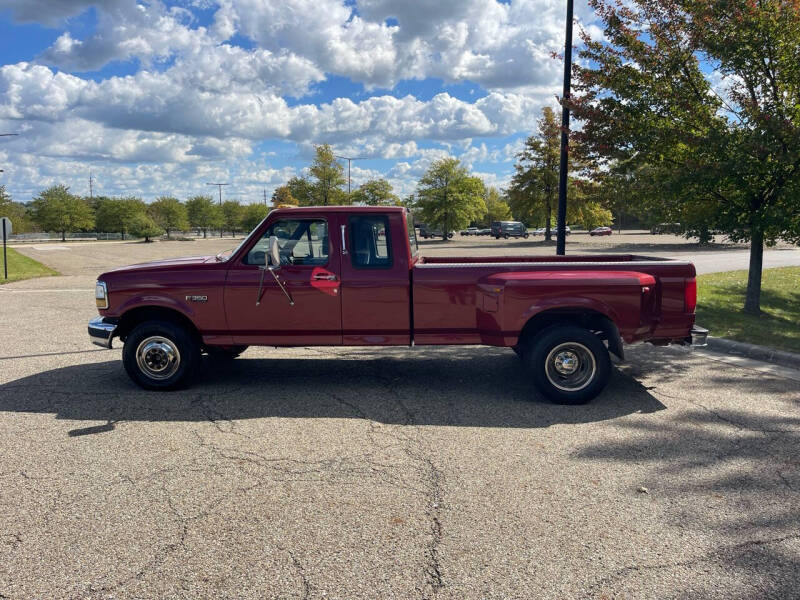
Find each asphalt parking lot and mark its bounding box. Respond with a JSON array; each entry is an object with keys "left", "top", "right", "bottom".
[{"left": 1, "top": 237, "right": 799, "bottom": 599}]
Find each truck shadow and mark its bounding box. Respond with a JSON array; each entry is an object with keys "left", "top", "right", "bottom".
[{"left": 0, "top": 347, "right": 667, "bottom": 430}]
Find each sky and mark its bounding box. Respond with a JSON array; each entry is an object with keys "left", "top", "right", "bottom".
[{"left": 0, "top": 0, "right": 602, "bottom": 205}]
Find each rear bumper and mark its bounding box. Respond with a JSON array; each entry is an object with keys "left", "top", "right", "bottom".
[
  {"left": 686, "top": 324, "right": 709, "bottom": 347},
  {"left": 88, "top": 316, "right": 118, "bottom": 349}
]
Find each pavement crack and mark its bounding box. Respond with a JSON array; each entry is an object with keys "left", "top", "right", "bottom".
[
  {"left": 286, "top": 549, "right": 311, "bottom": 600},
  {"left": 584, "top": 533, "right": 800, "bottom": 596}
]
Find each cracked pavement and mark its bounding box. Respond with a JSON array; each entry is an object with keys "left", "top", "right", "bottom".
[{"left": 1, "top": 238, "right": 798, "bottom": 599}]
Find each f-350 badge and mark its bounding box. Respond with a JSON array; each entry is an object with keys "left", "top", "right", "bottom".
[{"left": 186, "top": 295, "right": 208, "bottom": 302}]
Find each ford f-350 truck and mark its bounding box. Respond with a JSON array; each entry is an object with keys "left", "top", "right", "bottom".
[{"left": 89, "top": 206, "right": 707, "bottom": 404}]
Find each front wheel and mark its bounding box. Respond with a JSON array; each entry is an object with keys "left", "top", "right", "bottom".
[
  {"left": 123, "top": 320, "right": 200, "bottom": 390},
  {"left": 523, "top": 233, "right": 530, "bottom": 239},
  {"left": 522, "top": 325, "right": 611, "bottom": 404}
]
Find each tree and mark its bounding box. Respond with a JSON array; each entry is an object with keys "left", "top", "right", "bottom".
[
  {"left": 127, "top": 213, "right": 164, "bottom": 242},
  {"left": 310, "top": 144, "right": 347, "bottom": 205},
  {"left": 350, "top": 178, "right": 398, "bottom": 206},
  {"left": 416, "top": 158, "right": 487, "bottom": 240},
  {"left": 569, "top": 201, "right": 614, "bottom": 230},
  {"left": 0, "top": 185, "right": 34, "bottom": 233},
  {"left": 286, "top": 176, "right": 313, "bottom": 206},
  {"left": 271, "top": 185, "right": 295, "bottom": 207},
  {"left": 30, "top": 185, "right": 94, "bottom": 241},
  {"left": 241, "top": 203, "right": 270, "bottom": 232},
  {"left": 221, "top": 200, "right": 244, "bottom": 236},
  {"left": 185, "top": 195, "right": 221, "bottom": 238},
  {"left": 571, "top": 0, "right": 800, "bottom": 314},
  {"left": 483, "top": 187, "right": 512, "bottom": 226},
  {"left": 148, "top": 197, "right": 188, "bottom": 240},
  {"left": 507, "top": 107, "right": 562, "bottom": 240},
  {"left": 94, "top": 197, "right": 146, "bottom": 239}
]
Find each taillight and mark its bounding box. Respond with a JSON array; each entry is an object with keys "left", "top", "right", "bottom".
[{"left": 684, "top": 277, "right": 697, "bottom": 313}]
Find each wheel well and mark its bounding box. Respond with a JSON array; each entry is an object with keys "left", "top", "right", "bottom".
[
  {"left": 116, "top": 306, "right": 200, "bottom": 344},
  {"left": 518, "top": 308, "right": 624, "bottom": 360}
]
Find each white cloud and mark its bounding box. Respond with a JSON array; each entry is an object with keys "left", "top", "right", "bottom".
[{"left": 0, "top": 0, "right": 602, "bottom": 203}]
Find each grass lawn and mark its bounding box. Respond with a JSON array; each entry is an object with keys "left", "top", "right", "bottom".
[
  {"left": 0, "top": 247, "right": 59, "bottom": 284},
  {"left": 696, "top": 266, "right": 800, "bottom": 353}
]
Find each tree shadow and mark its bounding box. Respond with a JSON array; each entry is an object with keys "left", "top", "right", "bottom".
[
  {"left": 0, "top": 347, "right": 666, "bottom": 431},
  {"left": 576, "top": 401, "right": 800, "bottom": 598}
]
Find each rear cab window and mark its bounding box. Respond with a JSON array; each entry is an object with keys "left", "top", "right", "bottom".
[
  {"left": 349, "top": 215, "right": 392, "bottom": 269},
  {"left": 406, "top": 212, "right": 419, "bottom": 257}
]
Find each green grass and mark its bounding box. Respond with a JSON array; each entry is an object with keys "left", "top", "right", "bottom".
[
  {"left": 696, "top": 266, "right": 800, "bottom": 353},
  {"left": 0, "top": 247, "right": 59, "bottom": 284}
]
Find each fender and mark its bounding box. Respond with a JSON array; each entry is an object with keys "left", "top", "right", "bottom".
[
  {"left": 515, "top": 296, "right": 620, "bottom": 335},
  {"left": 112, "top": 293, "right": 199, "bottom": 323}
]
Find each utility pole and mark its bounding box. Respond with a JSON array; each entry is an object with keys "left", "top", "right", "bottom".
[
  {"left": 263, "top": 188, "right": 268, "bottom": 206},
  {"left": 555, "top": 0, "right": 574, "bottom": 256},
  {"left": 206, "top": 182, "right": 229, "bottom": 237},
  {"left": 89, "top": 172, "right": 94, "bottom": 199},
  {"left": 334, "top": 155, "right": 366, "bottom": 195}
]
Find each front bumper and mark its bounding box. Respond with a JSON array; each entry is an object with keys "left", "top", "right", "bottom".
[{"left": 89, "top": 316, "right": 118, "bottom": 349}]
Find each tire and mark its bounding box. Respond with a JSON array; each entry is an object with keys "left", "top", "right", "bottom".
[
  {"left": 495, "top": 235, "right": 500, "bottom": 240},
  {"left": 504, "top": 233, "right": 510, "bottom": 239},
  {"left": 206, "top": 345, "right": 248, "bottom": 360},
  {"left": 523, "top": 233, "right": 529, "bottom": 239},
  {"left": 522, "top": 325, "right": 611, "bottom": 404},
  {"left": 123, "top": 320, "right": 200, "bottom": 390}
]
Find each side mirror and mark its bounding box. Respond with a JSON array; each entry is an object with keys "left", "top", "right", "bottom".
[{"left": 268, "top": 235, "right": 281, "bottom": 268}]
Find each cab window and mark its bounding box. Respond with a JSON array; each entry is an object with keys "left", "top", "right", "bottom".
[
  {"left": 350, "top": 215, "right": 392, "bottom": 269},
  {"left": 245, "top": 219, "right": 329, "bottom": 266}
]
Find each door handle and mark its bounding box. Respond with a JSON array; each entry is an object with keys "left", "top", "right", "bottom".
[
  {"left": 313, "top": 273, "right": 337, "bottom": 281},
  {"left": 340, "top": 224, "right": 348, "bottom": 255}
]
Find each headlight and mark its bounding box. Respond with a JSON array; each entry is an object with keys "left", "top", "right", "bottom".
[{"left": 95, "top": 281, "right": 109, "bottom": 309}]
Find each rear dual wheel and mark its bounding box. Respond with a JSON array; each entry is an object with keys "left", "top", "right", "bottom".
[{"left": 521, "top": 325, "right": 611, "bottom": 404}]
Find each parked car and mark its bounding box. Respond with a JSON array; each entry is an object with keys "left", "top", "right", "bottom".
[
  {"left": 460, "top": 227, "right": 479, "bottom": 236},
  {"left": 89, "top": 206, "right": 706, "bottom": 404},
  {"left": 533, "top": 226, "right": 570, "bottom": 236},
  {"left": 476, "top": 228, "right": 492, "bottom": 236},
  {"left": 490, "top": 221, "right": 529, "bottom": 239},
  {"left": 419, "top": 225, "right": 453, "bottom": 239},
  {"left": 590, "top": 226, "right": 613, "bottom": 236},
  {"left": 651, "top": 223, "right": 682, "bottom": 235}
]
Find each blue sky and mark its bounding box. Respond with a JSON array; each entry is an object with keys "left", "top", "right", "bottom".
[{"left": 0, "top": 0, "right": 600, "bottom": 203}]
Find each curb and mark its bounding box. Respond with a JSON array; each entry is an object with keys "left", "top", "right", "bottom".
[{"left": 705, "top": 336, "right": 800, "bottom": 370}]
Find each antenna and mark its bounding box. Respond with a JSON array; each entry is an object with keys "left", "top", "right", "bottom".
[{"left": 89, "top": 172, "right": 94, "bottom": 199}]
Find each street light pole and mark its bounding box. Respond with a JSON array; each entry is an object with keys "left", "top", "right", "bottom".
[
  {"left": 556, "top": 0, "right": 574, "bottom": 256},
  {"left": 334, "top": 155, "right": 366, "bottom": 196},
  {"left": 206, "top": 182, "right": 229, "bottom": 237}
]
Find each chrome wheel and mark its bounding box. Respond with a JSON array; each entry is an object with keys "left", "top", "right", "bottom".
[
  {"left": 545, "top": 342, "right": 596, "bottom": 392},
  {"left": 136, "top": 336, "right": 181, "bottom": 380}
]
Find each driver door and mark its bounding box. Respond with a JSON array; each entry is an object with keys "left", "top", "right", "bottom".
[{"left": 224, "top": 216, "right": 342, "bottom": 345}]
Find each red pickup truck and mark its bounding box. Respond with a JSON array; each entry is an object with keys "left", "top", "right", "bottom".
[{"left": 89, "top": 206, "right": 706, "bottom": 404}]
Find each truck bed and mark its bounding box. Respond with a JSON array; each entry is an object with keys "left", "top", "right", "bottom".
[{"left": 411, "top": 254, "right": 695, "bottom": 346}]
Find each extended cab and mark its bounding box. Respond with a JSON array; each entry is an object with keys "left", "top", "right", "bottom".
[{"left": 89, "top": 206, "right": 707, "bottom": 404}]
